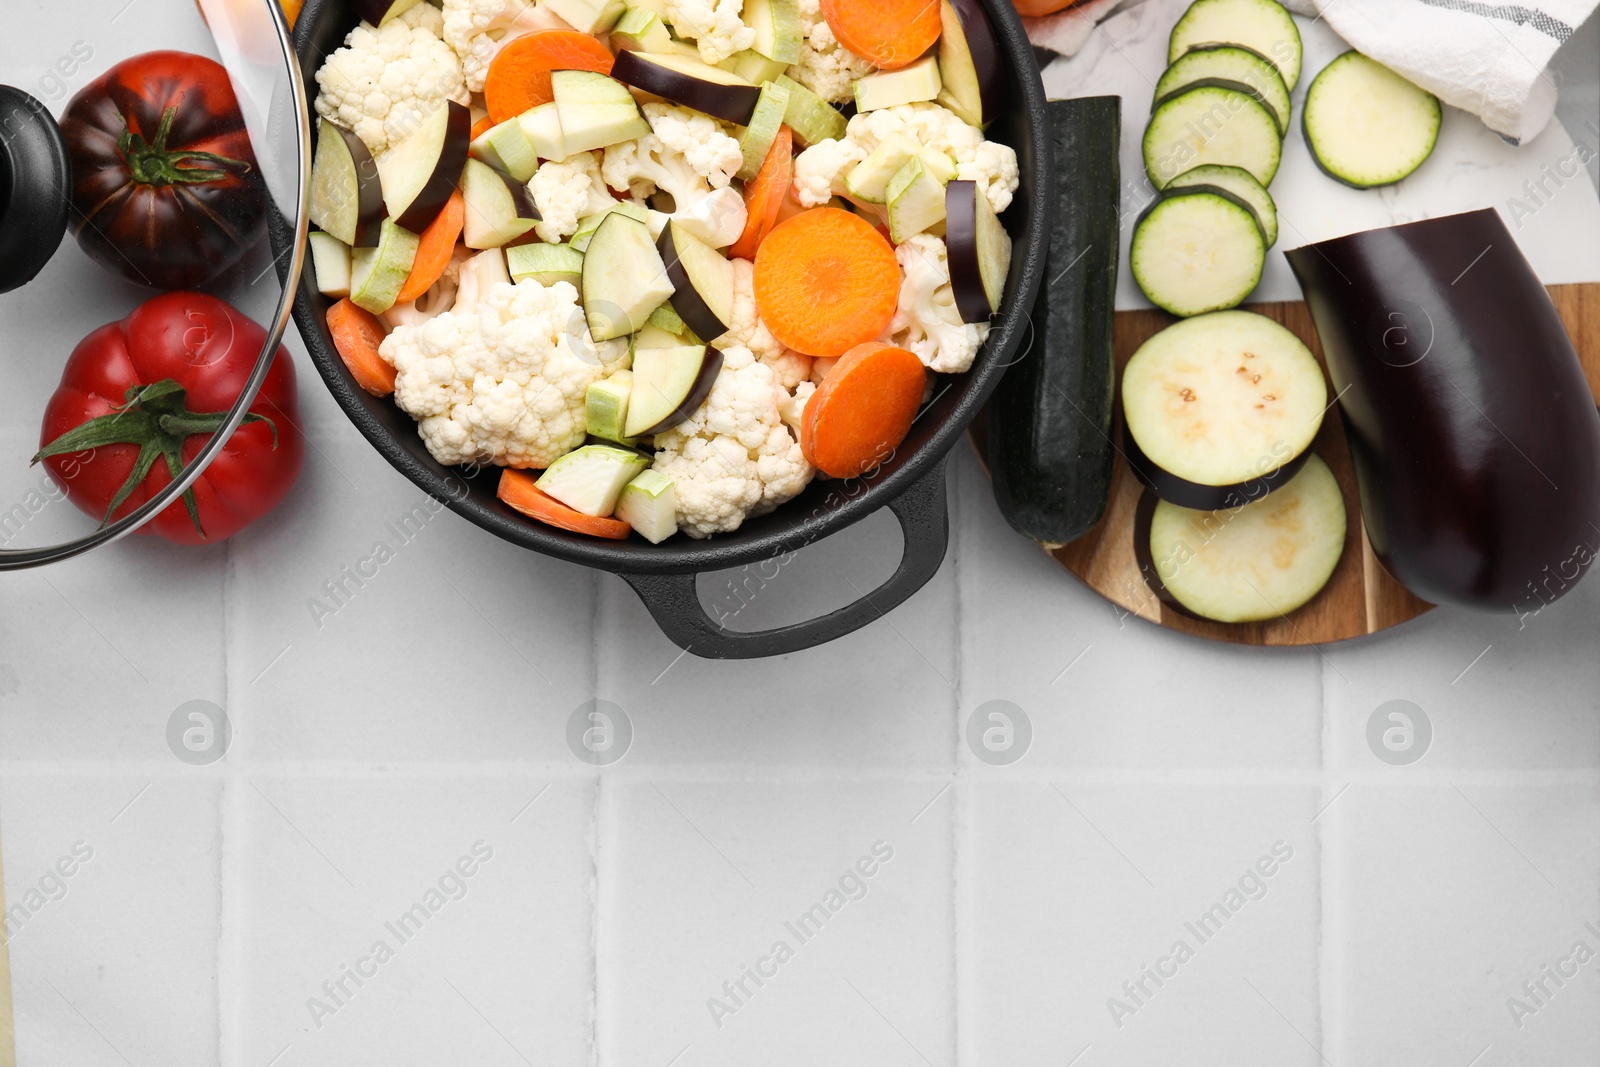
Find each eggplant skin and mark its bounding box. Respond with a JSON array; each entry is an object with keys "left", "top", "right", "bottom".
[
  {"left": 988, "top": 96, "right": 1120, "bottom": 547},
  {"left": 1288, "top": 209, "right": 1600, "bottom": 614}
]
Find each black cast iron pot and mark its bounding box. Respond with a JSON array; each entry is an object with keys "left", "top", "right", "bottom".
[{"left": 276, "top": 0, "right": 1049, "bottom": 658}]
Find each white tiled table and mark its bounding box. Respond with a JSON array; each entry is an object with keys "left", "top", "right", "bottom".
[{"left": 2, "top": 3, "right": 1598, "bottom": 1065}]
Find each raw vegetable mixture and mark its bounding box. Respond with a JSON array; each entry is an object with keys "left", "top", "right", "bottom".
[{"left": 308, "top": 0, "right": 1019, "bottom": 543}]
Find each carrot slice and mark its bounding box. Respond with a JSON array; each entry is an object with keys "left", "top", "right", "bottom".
[
  {"left": 729, "top": 125, "right": 792, "bottom": 260},
  {"left": 470, "top": 115, "right": 495, "bottom": 139},
  {"left": 485, "top": 31, "right": 616, "bottom": 123},
  {"left": 800, "top": 342, "right": 926, "bottom": 477},
  {"left": 326, "top": 298, "right": 397, "bottom": 397},
  {"left": 754, "top": 207, "right": 901, "bottom": 357},
  {"left": 820, "top": 0, "right": 941, "bottom": 69},
  {"left": 395, "top": 190, "right": 465, "bottom": 304},
  {"left": 498, "top": 469, "right": 632, "bottom": 539}
]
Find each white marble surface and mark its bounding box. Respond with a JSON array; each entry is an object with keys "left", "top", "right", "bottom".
[{"left": 3, "top": 2, "right": 1600, "bottom": 1066}]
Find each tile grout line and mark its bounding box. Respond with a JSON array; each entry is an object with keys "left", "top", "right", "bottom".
[
  {"left": 588, "top": 775, "right": 604, "bottom": 1067},
  {"left": 220, "top": 536, "right": 241, "bottom": 1067},
  {"left": 0, "top": 805, "right": 15, "bottom": 1067},
  {"left": 588, "top": 562, "right": 603, "bottom": 1067},
  {"left": 1315, "top": 654, "right": 1337, "bottom": 1067},
  {"left": 949, "top": 453, "right": 966, "bottom": 1067}
]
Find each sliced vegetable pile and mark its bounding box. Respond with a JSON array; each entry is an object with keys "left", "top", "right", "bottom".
[
  {"left": 307, "top": 0, "right": 1018, "bottom": 543},
  {"left": 1126, "top": 309, "right": 1347, "bottom": 624},
  {"left": 1132, "top": 0, "right": 1439, "bottom": 318}
]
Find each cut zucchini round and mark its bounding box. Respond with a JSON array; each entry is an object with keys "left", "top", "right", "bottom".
[
  {"left": 737, "top": 81, "right": 792, "bottom": 180},
  {"left": 1303, "top": 50, "right": 1441, "bottom": 189},
  {"left": 1139, "top": 454, "right": 1346, "bottom": 624},
  {"left": 1155, "top": 45, "right": 1291, "bottom": 136},
  {"left": 1122, "top": 310, "right": 1326, "bottom": 508},
  {"left": 616, "top": 469, "right": 679, "bottom": 543},
  {"left": 1168, "top": 0, "right": 1303, "bottom": 91},
  {"left": 536, "top": 444, "right": 650, "bottom": 517},
  {"left": 855, "top": 55, "right": 943, "bottom": 113},
  {"left": 773, "top": 74, "right": 848, "bottom": 147},
  {"left": 1143, "top": 84, "right": 1282, "bottom": 189},
  {"left": 1130, "top": 188, "right": 1264, "bottom": 317},
  {"left": 1165, "top": 163, "right": 1276, "bottom": 246}
]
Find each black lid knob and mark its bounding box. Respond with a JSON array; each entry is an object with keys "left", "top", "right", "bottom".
[{"left": 0, "top": 86, "right": 70, "bottom": 294}]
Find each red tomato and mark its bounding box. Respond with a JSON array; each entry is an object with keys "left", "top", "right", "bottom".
[
  {"left": 60, "top": 51, "right": 265, "bottom": 290},
  {"left": 36, "top": 292, "right": 304, "bottom": 545}
]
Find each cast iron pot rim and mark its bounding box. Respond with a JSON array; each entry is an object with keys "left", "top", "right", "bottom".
[{"left": 283, "top": 0, "right": 1050, "bottom": 576}]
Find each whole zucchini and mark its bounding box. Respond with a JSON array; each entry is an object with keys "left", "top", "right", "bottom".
[{"left": 987, "top": 95, "right": 1122, "bottom": 548}]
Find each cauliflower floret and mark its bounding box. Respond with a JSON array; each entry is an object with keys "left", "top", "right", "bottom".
[
  {"left": 382, "top": 245, "right": 475, "bottom": 330},
  {"left": 715, "top": 258, "right": 812, "bottom": 388},
  {"left": 791, "top": 136, "right": 865, "bottom": 207},
  {"left": 442, "top": 0, "right": 574, "bottom": 92},
  {"left": 779, "top": 380, "right": 815, "bottom": 433},
  {"left": 666, "top": 0, "right": 755, "bottom": 64},
  {"left": 314, "top": 3, "right": 469, "bottom": 157},
  {"left": 379, "top": 277, "right": 628, "bottom": 469},
  {"left": 644, "top": 104, "right": 744, "bottom": 188},
  {"left": 527, "top": 151, "right": 616, "bottom": 243},
  {"left": 958, "top": 140, "right": 1021, "bottom": 217},
  {"left": 604, "top": 105, "right": 748, "bottom": 245},
  {"left": 651, "top": 347, "right": 814, "bottom": 537},
  {"left": 785, "top": 0, "right": 873, "bottom": 104},
  {"left": 645, "top": 187, "right": 747, "bottom": 249},
  {"left": 792, "top": 102, "right": 1020, "bottom": 214},
  {"left": 887, "top": 234, "right": 993, "bottom": 374},
  {"left": 652, "top": 435, "right": 762, "bottom": 537}
]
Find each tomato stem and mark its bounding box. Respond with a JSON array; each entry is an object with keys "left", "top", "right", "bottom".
[
  {"left": 118, "top": 106, "right": 253, "bottom": 187},
  {"left": 32, "top": 378, "right": 276, "bottom": 536}
]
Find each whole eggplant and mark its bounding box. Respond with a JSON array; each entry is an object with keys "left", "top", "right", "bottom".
[{"left": 1287, "top": 209, "right": 1600, "bottom": 617}]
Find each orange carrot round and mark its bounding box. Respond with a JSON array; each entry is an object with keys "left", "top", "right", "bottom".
[
  {"left": 820, "top": 0, "right": 941, "bottom": 69},
  {"left": 498, "top": 469, "right": 631, "bottom": 539},
  {"left": 800, "top": 342, "right": 926, "bottom": 477},
  {"left": 470, "top": 115, "right": 495, "bottom": 140},
  {"left": 754, "top": 208, "right": 901, "bottom": 357},
  {"left": 485, "top": 31, "right": 616, "bottom": 123},
  {"left": 729, "top": 125, "right": 792, "bottom": 260},
  {"left": 395, "top": 190, "right": 465, "bottom": 304},
  {"left": 326, "top": 298, "right": 397, "bottom": 397}
]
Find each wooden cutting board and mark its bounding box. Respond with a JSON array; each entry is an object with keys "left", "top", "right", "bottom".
[{"left": 969, "top": 282, "right": 1600, "bottom": 646}]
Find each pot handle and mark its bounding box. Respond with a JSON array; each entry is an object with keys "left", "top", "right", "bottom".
[
  {"left": 619, "top": 459, "right": 951, "bottom": 660},
  {"left": 0, "top": 87, "right": 70, "bottom": 294}
]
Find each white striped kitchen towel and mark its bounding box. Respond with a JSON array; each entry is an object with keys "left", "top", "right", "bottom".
[
  {"left": 1024, "top": 0, "right": 1596, "bottom": 144},
  {"left": 1280, "top": 0, "right": 1596, "bottom": 143}
]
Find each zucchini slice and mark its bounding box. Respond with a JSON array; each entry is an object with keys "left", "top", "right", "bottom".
[
  {"left": 1138, "top": 454, "right": 1346, "bottom": 623},
  {"left": 986, "top": 96, "right": 1120, "bottom": 548},
  {"left": 1130, "top": 188, "right": 1264, "bottom": 317},
  {"left": 1168, "top": 0, "right": 1303, "bottom": 91},
  {"left": 1165, "top": 163, "right": 1277, "bottom": 246},
  {"left": 1154, "top": 44, "right": 1292, "bottom": 136},
  {"left": 1303, "top": 50, "right": 1441, "bottom": 189},
  {"left": 1122, "top": 310, "right": 1326, "bottom": 509},
  {"left": 1143, "top": 84, "right": 1282, "bottom": 188}
]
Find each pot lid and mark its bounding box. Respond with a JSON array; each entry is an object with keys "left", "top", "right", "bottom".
[{"left": 0, "top": 0, "right": 307, "bottom": 567}]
